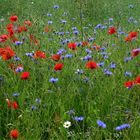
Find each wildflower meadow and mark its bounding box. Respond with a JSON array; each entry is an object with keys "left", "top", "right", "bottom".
[{"left": 0, "top": 0, "right": 140, "bottom": 139}]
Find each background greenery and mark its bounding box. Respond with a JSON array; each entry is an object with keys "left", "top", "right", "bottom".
[{"left": 0, "top": 0, "right": 140, "bottom": 139}]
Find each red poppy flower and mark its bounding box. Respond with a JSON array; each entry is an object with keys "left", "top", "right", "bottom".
[
  {"left": 125, "top": 36, "right": 132, "bottom": 42},
  {"left": 34, "top": 51, "right": 46, "bottom": 59},
  {"left": 6, "top": 23, "right": 14, "bottom": 31},
  {"left": 68, "top": 42, "right": 77, "bottom": 50},
  {"left": 54, "top": 63, "right": 64, "bottom": 71},
  {"left": 108, "top": 27, "right": 116, "bottom": 34},
  {"left": 51, "top": 54, "right": 61, "bottom": 61},
  {"left": 44, "top": 25, "right": 52, "bottom": 33},
  {"left": 24, "top": 20, "right": 32, "bottom": 26},
  {"left": 125, "top": 31, "right": 138, "bottom": 42},
  {"left": 82, "top": 41, "right": 89, "bottom": 47},
  {"left": 12, "top": 101, "right": 18, "bottom": 109},
  {"left": 0, "top": 47, "right": 15, "bottom": 60},
  {"left": 0, "top": 34, "right": 9, "bottom": 43},
  {"left": 10, "top": 129, "right": 19, "bottom": 139},
  {"left": 135, "top": 76, "right": 140, "bottom": 84},
  {"left": 10, "top": 15, "right": 18, "bottom": 22},
  {"left": 132, "top": 48, "right": 140, "bottom": 57},
  {"left": 6, "top": 99, "right": 18, "bottom": 109},
  {"left": 129, "top": 31, "right": 138, "bottom": 39},
  {"left": 124, "top": 81, "right": 134, "bottom": 88},
  {"left": 21, "top": 72, "right": 29, "bottom": 80},
  {"left": 86, "top": 61, "right": 98, "bottom": 69}
]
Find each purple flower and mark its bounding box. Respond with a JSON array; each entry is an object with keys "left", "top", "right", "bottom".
[
  {"left": 82, "top": 55, "right": 92, "bottom": 61},
  {"left": 125, "top": 71, "right": 132, "bottom": 77},
  {"left": 87, "top": 37, "right": 96, "bottom": 42},
  {"left": 31, "top": 105, "right": 37, "bottom": 111},
  {"left": 49, "top": 78, "right": 58, "bottom": 83},
  {"left": 104, "top": 69, "right": 113, "bottom": 76},
  {"left": 15, "top": 67, "right": 24, "bottom": 73},
  {"left": 48, "top": 21, "right": 53, "bottom": 24},
  {"left": 75, "top": 69, "right": 84, "bottom": 75},
  {"left": 59, "top": 32, "right": 64, "bottom": 36},
  {"left": 57, "top": 48, "right": 66, "bottom": 55},
  {"left": 14, "top": 56, "right": 21, "bottom": 61},
  {"left": 85, "top": 49, "right": 92, "bottom": 54},
  {"left": 97, "top": 120, "right": 106, "bottom": 128},
  {"left": 110, "top": 62, "right": 116, "bottom": 69},
  {"left": 12, "top": 92, "right": 20, "bottom": 97},
  {"left": 15, "top": 41, "right": 23, "bottom": 45},
  {"left": 53, "top": 5, "right": 59, "bottom": 9},
  {"left": 61, "top": 20, "right": 67, "bottom": 24},
  {"left": 95, "top": 24, "right": 103, "bottom": 29},
  {"left": 124, "top": 57, "right": 133, "bottom": 62},
  {"left": 47, "top": 13, "right": 52, "bottom": 16},
  {"left": 73, "top": 116, "right": 84, "bottom": 122},
  {"left": 115, "top": 124, "right": 131, "bottom": 131},
  {"left": 72, "top": 27, "right": 77, "bottom": 31},
  {"left": 73, "top": 30, "right": 79, "bottom": 35},
  {"left": 65, "top": 54, "right": 73, "bottom": 58},
  {"left": 97, "top": 62, "right": 104, "bottom": 67}
]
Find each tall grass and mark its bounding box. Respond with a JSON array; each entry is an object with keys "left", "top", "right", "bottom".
[{"left": 0, "top": 0, "right": 140, "bottom": 139}]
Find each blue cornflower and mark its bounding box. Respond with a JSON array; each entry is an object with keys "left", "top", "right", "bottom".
[
  {"left": 115, "top": 124, "right": 131, "bottom": 131},
  {"left": 125, "top": 71, "right": 132, "bottom": 77},
  {"left": 100, "top": 52, "right": 107, "bottom": 56},
  {"left": 75, "top": 69, "right": 84, "bottom": 75},
  {"left": 76, "top": 42, "right": 82, "bottom": 47},
  {"left": 109, "top": 18, "right": 113, "bottom": 21},
  {"left": 104, "top": 69, "right": 113, "bottom": 76},
  {"left": 65, "top": 54, "right": 73, "bottom": 58},
  {"left": 48, "top": 21, "right": 53, "bottom": 24},
  {"left": 110, "top": 62, "right": 116, "bottom": 69},
  {"left": 112, "top": 44, "right": 116, "bottom": 47},
  {"left": 82, "top": 55, "right": 92, "bottom": 61},
  {"left": 59, "top": 32, "right": 64, "bottom": 36},
  {"left": 128, "top": 17, "right": 134, "bottom": 23},
  {"left": 15, "top": 41, "right": 23, "bottom": 45},
  {"left": 15, "top": 67, "right": 24, "bottom": 73},
  {"left": 72, "top": 27, "right": 77, "bottom": 31},
  {"left": 95, "top": 24, "right": 103, "bottom": 29},
  {"left": 100, "top": 47, "right": 106, "bottom": 51},
  {"left": 73, "top": 116, "right": 84, "bottom": 122},
  {"left": 61, "top": 20, "right": 67, "bottom": 24},
  {"left": 124, "top": 57, "right": 133, "bottom": 62},
  {"left": 85, "top": 49, "right": 92, "bottom": 54},
  {"left": 97, "top": 120, "right": 106, "bottom": 128},
  {"left": 26, "top": 53, "right": 34, "bottom": 57},
  {"left": 87, "top": 37, "right": 96, "bottom": 42},
  {"left": 12, "top": 92, "right": 20, "bottom": 97},
  {"left": 47, "top": 13, "right": 52, "bottom": 16},
  {"left": 49, "top": 78, "right": 58, "bottom": 83},
  {"left": 35, "top": 98, "right": 41, "bottom": 103},
  {"left": 53, "top": 5, "right": 59, "bottom": 9},
  {"left": 31, "top": 105, "right": 37, "bottom": 111},
  {"left": 73, "top": 30, "right": 79, "bottom": 35},
  {"left": 57, "top": 48, "right": 66, "bottom": 55},
  {"left": 97, "top": 62, "right": 104, "bottom": 67},
  {"left": 14, "top": 56, "right": 21, "bottom": 61},
  {"left": 103, "top": 55, "right": 109, "bottom": 59}
]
